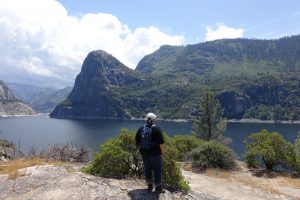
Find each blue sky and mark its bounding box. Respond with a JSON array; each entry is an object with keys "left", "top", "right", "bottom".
[
  {"left": 58, "top": 0, "right": 300, "bottom": 43},
  {"left": 0, "top": 0, "right": 299, "bottom": 88}
]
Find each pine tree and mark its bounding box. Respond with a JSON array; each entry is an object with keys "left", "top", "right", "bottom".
[
  {"left": 295, "top": 132, "right": 300, "bottom": 167},
  {"left": 192, "top": 91, "right": 227, "bottom": 141}
]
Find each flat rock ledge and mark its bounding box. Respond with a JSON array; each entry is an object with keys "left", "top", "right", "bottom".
[{"left": 0, "top": 165, "right": 218, "bottom": 200}]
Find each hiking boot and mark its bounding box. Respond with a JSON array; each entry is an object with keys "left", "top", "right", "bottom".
[
  {"left": 155, "top": 185, "right": 165, "bottom": 193},
  {"left": 147, "top": 184, "right": 153, "bottom": 191}
]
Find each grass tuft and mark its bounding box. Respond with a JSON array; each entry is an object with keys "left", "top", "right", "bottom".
[
  {"left": 1, "top": 158, "right": 49, "bottom": 179},
  {"left": 0, "top": 157, "right": 81, "bottom": 179},
  {"left": 205, "top": 168, "right": 231, "bottom": 179}
]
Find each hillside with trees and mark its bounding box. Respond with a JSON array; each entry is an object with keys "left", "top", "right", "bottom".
[{"left": 51, "top": 35, "right": 300, "bottom": 121}]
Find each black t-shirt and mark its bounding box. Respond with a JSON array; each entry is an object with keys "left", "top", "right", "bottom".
[{"left": 135, "top": 125, "right": 164, "bottom": 156}]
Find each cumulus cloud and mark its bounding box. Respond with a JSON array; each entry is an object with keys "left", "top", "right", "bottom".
[
  {"left": 0, "top": 0, "right": 185, "bottom": 87},
  {"left": 205, "top": 23, "right": 244, "bottom": 41}
]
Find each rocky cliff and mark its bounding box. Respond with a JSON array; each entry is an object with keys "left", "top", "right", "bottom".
[
  {"left": 0, "top": 80, "right": 35, "bottom": 117},
  {"left": 1, "top": 82, "right": 17, "bottom": 102},
  {"left": 50, "top": 50, "right": 140, "bottom": 119}
]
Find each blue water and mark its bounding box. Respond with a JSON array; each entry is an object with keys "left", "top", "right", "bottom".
[{"left": 0, "top": 115, "right": 299, "bottom": 158}]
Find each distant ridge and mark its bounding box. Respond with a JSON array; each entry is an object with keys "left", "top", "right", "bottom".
[
  {"left": 51, "top": 35, "right": 300, "bottom": 121},
  {"left": 0, "top": 80, "right": 36, "bottom": 117},
  {"left": 8, "top": 82, "right": 72, "bottom": 113}
]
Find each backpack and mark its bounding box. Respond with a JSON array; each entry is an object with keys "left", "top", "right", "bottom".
[{"left": 140, "top": 125, "right": 156, "bottom": 149}]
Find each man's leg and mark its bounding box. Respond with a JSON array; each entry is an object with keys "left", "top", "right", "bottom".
[
  {"left": 142, "top": 156, "right": 153, "bottom": 190},
  {"left": 151, "top": 155, "right": 164, "bottom": 192}
]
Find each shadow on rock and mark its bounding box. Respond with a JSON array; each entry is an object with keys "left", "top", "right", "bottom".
[{"left": 128, "top": 189, "right": 160, "bottom": 200}]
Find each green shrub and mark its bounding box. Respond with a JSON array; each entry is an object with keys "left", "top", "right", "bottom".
[
  {"left": 0, "top": 139, "right": 15, "bottom": 148},
  {"left": 84, "top": 136, "right": 130, "bottom": 177},
  {"left": 0, "top": 139, "right": 15, "bottom": 159},
  {"left": 295, "top": 133, "right": 300, "bottom": 172},
  {"left": 188, "top": 140, "right": 236, "bottom": 170},
  {"left": 162, "top": 144, "right": 189, "bottom": 192},
  {"left": 84, "top": 128, "right": 142, "bottom": 178},
  {"left": 0, "top": 151, "right": 8, "bottom": 158},
  {"left": 84, "top": 129, "right": 189, "bottom": 192},
  {"left": 169, "top": 135, "right": 203, "bottom": 161},
  {"left": 244, "top": 129, "right": 298, "bottom": 171}
]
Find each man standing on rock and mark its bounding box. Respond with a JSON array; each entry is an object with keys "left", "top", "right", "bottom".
[{"left": 135, "top": 113, "right": 165, "bottom": 193}]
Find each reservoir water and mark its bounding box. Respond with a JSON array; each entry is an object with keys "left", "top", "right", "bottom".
[{"left": 0, "top": 115, "right": 299, "bottom": 158}]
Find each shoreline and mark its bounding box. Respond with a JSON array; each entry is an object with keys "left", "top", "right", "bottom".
[
  {"left": 147, "top": 118, "right": 300, "bottom": 124},
  {"left": 1, "top": 114, "right": 300, "bottom": 124},
  {"left": 132, "top": 117, "right": 300, "bottom": 124},
  {"left": 0, "top": 113, "right": 42, "bottom": 118},
  {"left": 227, "top": 118, "right": 300, "bottom": 124}
]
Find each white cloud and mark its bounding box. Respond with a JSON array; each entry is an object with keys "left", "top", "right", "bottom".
[
  {"left": 0, "top": 0, "right": 185, "bottom": 87},
  {"left": 205, "top": 23, "right": 244, "bottom": 41},
  {"left": 123, "top": 26, "right": 184, "bottom": 67}
]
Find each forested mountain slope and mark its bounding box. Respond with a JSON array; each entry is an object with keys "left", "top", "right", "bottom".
[{"left": 51, "top": 35, "right": 300, "bottom": 121}]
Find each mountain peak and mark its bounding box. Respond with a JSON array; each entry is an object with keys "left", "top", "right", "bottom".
[
  {"left": 50, "top": 49, "right": 140, "bottom": 119},
  {"left": 81, "top": 50, "right": 126, "bottom": 75},
  {"left": 88, "top": 50, "right": 115, "bottom": 60},
  {"left": 79, "top": 49, "right": 139, "bottom": 87}
]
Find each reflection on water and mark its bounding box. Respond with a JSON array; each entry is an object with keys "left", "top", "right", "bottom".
[{"left": 0, "top": 115, "right": 299, "bottom": 157}]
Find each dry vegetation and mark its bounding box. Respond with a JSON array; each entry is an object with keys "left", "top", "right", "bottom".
[
  {"left": 183, "top": 161, "right": 300, "bottom": 198},
  {"left": 0, "top": 157, "right": 82, "bottom": 179},
  {"left": 0, "top": 143, "right": 91, "bottom": 179},
  {"left": 0, "top": 158, "right": 47, "bottom": 179}
]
